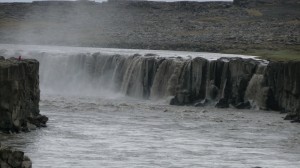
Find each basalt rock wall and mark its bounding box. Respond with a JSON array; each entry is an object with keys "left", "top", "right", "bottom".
[
  {"left": 0, "top": 57, "right": 47, "bottom": 133},
  {"left": 263, "top": 61, "right": 300, "bottom": 120},
  {"left": 169, "top": 57, "right": 299, "bottom": 120}
]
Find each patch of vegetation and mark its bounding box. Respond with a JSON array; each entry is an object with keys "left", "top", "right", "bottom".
[
  {"left": 246, "top": 9, "right": 263, "bottom": 17},
  {"left": 286, "top": 19, "right": 300, "bottom": 25}
]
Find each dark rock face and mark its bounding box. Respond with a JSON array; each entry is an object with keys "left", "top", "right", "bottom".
[
  {"left": 263, "top": 61, "right": 300, "bottom": 120},
  {"left": 0, "top": 58, "right": 46, "bottom": 133},
  {"left": 171, "top": 57, "right": 259, "bottom": 109},
  {"left": 159, "top": 56, "right": 299, "bottom": 119},
  {"left": 0, "top": 143, "right": 32, "bottom": 168}
]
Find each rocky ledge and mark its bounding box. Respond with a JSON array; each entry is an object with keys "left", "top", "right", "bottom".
[
  {"left": 0, "top": 57, "right": 48, "bottom": 133},
  {"left": 167, "top": 57, "right": 300, "bottom": 122},
  {"left": 0, "top": 143, "right": 32, "bottom": 168}
]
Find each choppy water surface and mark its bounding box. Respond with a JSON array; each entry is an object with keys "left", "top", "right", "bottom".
[{"left": 1, "top": 94, "right": 300, "bottom": 168}]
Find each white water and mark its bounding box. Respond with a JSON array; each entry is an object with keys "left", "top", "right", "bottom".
[
  {"left": 0, "top": 44, "right": 264, "bottom": 98},
  {"left": 0, "top": 44, "right": 299, "bottom": 168},
  {"left": 1, "top": 95, "right": 300, "bottom": 168}
]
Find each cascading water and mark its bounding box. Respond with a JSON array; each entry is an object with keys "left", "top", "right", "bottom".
[
  {"left": 1, "top": 44, "right": 300, "bottom": 168},
  {"left": 0, "top": 44, "right": 268, "bottom": 102},
  {"left": 1, "top": 45, "right": 265, "bottom": 105}
]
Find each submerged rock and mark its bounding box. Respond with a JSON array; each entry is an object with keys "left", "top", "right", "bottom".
[
  {"left": 170, "top": 90, "right": 192, "bottom": 106},
  {"left": 215, "top": 98, "right": 229, "bottom": 108},
  {"left": 235, "top": 101, "right": 251, "bottom": 109},
  {"left": 194, "top": 99, "right": 210, "bottom": 107}
]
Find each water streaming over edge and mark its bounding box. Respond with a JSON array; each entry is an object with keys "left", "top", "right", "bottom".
[{"left": 0, "top": 44, "right": 299, "bottom": 168}]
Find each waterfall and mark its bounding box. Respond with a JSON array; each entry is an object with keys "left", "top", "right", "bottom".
[
  {"left": 6, "top": 44, "right": 294, "bottom": 111},
  {"left": 1, "top": 48, "right": 265, "bottom": 103}
]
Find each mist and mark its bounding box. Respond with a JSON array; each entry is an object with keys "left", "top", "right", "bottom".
[{"left": 2, "top": 1, "right": 116, "bottom": 47}]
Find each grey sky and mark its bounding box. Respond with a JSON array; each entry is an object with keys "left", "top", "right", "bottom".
[{"left": 0, "top": 0, "right": 233, "bottom": 2}]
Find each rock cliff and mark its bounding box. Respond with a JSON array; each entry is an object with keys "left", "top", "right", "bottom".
[
  {"left": 168, "top": 57, "right": 300, "bottom": 121},
  {"left": 0, "top": 57, "right": 47, "bottom": 133},
  {"left": 264, "top": 61, "right": 300, "bottom": 121}
]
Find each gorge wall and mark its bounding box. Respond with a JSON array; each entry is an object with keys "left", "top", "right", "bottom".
[
  {"left": 0, "top": 57, "right": 47, "bottom": 133},
  {"left": 11, "top": 49, "right": 298, "bottom": 122}
]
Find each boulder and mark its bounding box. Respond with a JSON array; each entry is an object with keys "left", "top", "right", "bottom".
[
  {"left": 0, "top": 146, "right": 32, "bottom": 168},
  {"left": 27, "top": 115, "right": 49, "bottom": 128}
]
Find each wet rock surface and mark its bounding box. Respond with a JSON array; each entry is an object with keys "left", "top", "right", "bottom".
[
  {"left": 170, "top": 57, "right": 300, "bottom": 120},
  {"left": 0, "top": 143, "right": 32, "bottom": 168},
  {"left": 0, "top": 58, "right": 47, "bottom": 133},
  {"left": 263, "top": 61, "right": 300, "bottom": 121}
]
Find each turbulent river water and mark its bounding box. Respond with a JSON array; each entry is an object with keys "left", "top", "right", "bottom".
[{"left": 0, "top": 44, "right": 300, "bottom": 168}]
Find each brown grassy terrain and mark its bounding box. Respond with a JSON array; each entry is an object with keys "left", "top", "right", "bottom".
[{"left": 0, "top": 1, "right": 299, "bottom": 60}]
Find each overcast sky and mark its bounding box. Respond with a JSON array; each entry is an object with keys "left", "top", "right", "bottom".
[{"left": 0, "top": 0, "right": 233, "bottom": 2}]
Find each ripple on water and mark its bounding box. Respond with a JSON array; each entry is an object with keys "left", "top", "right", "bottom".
[{"left": 1, "top": 95, "right": 300, "bottom": 168}]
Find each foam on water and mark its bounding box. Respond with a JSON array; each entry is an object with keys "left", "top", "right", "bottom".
[{"left": 1, "top": 94, "right": 300, "bottom": 168}]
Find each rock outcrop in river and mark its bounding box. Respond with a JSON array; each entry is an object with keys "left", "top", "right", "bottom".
[
  {"left": 0, "top": 57, "right": 48, "bottom": 133},
  {"left": 0, "top": 143, "right": 32, "bottom": 168}
]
